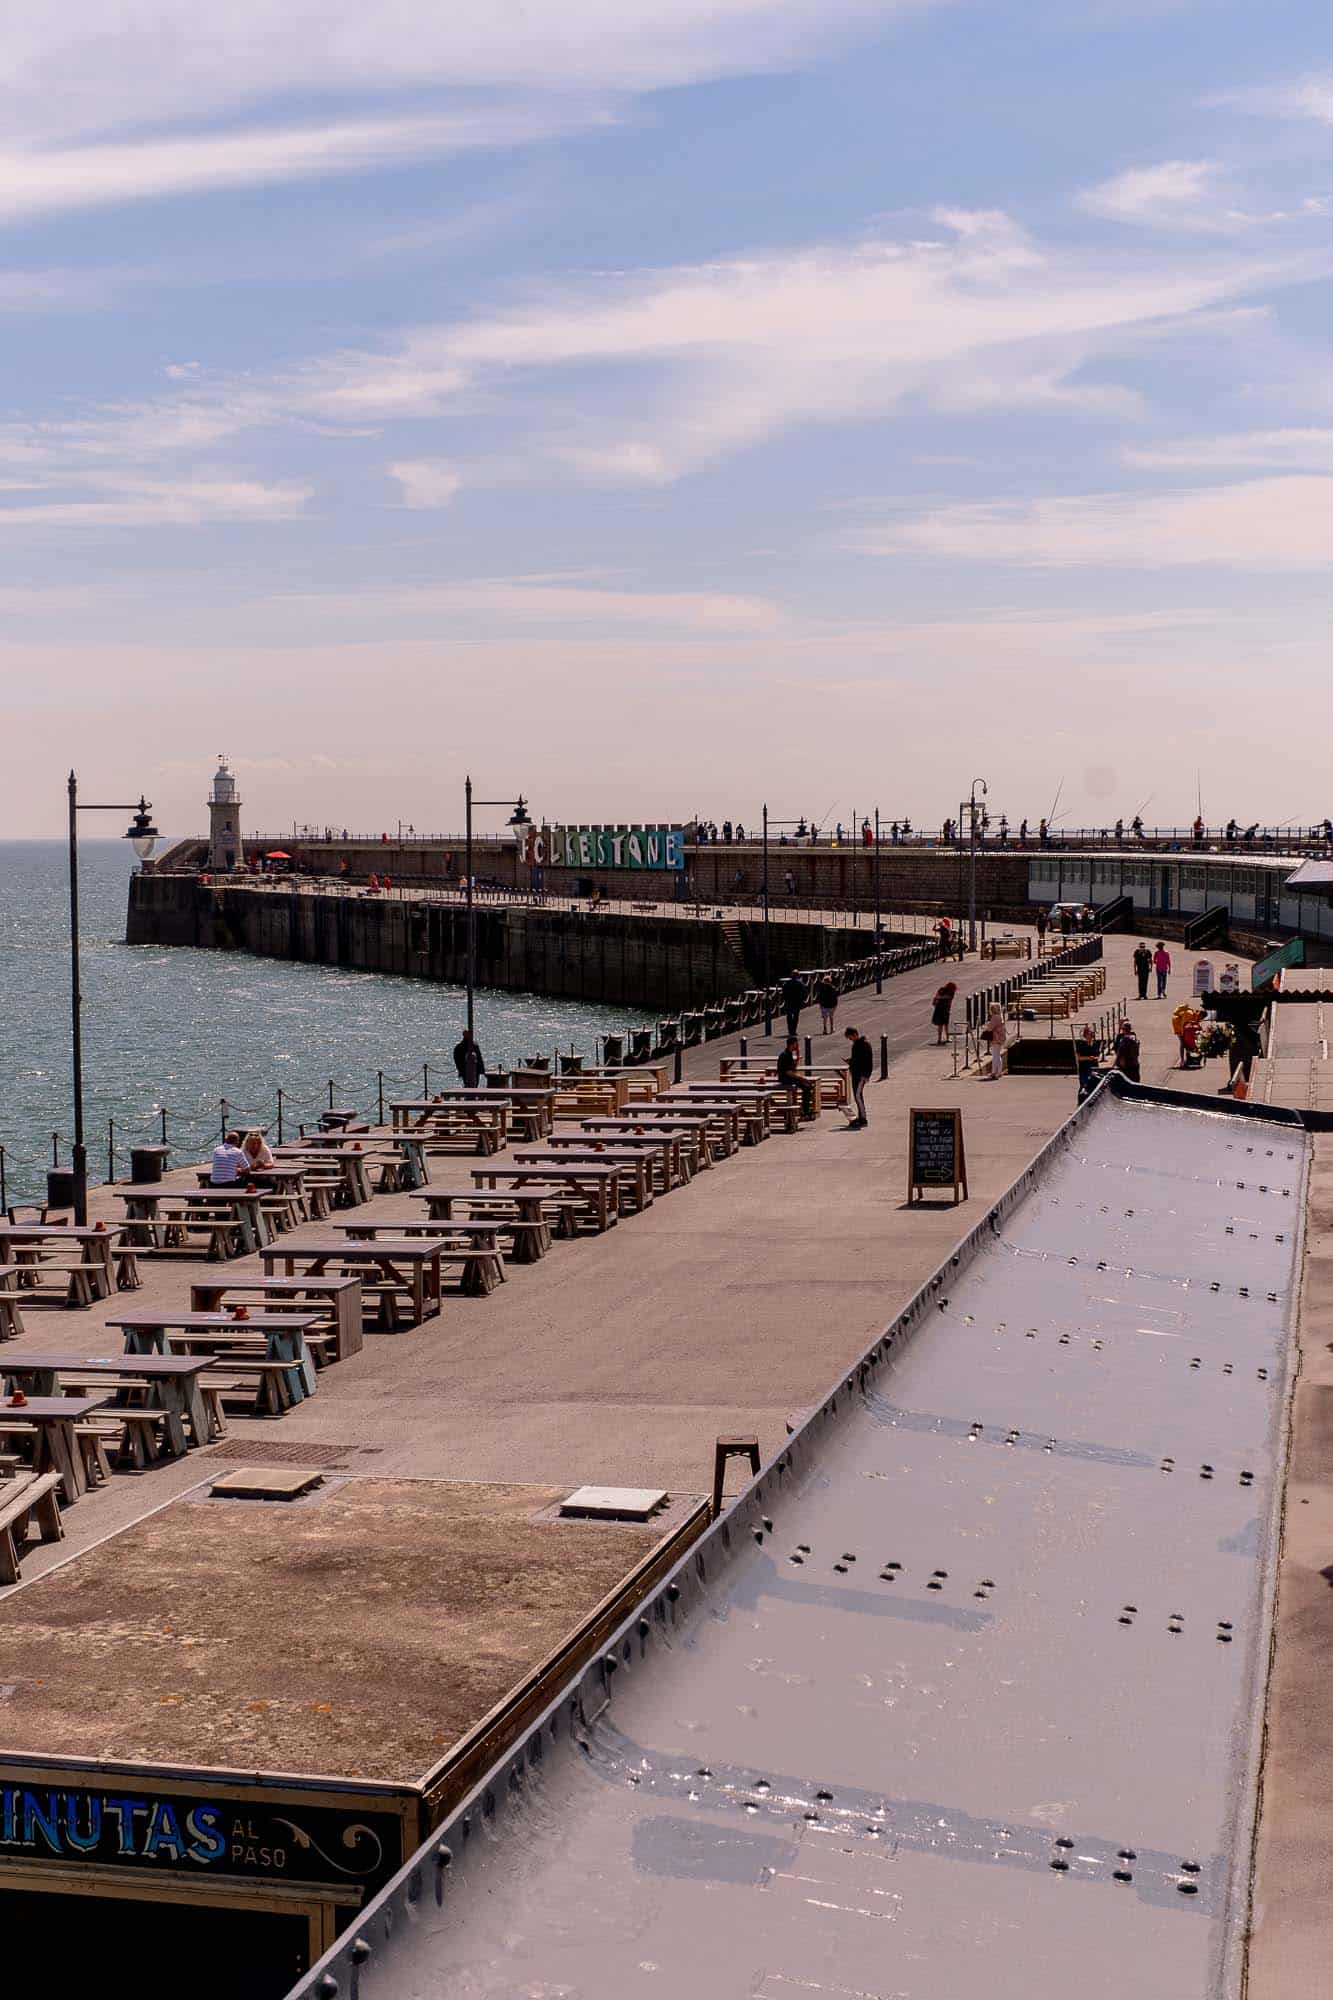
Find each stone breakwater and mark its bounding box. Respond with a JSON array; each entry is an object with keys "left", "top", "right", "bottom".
[{"left": 126, "top": 875, "right": 923, "bottom": 1011}]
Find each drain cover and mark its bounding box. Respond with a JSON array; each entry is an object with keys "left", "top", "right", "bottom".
[
  {"left": 560, "top": 1485, "right": 668, "bottom": 1522},
  {"left": 206, "top": 1441, "right": 355, "bottom": 1467},
  {"left": 210, "top": 1467, "right": 325, "bottom": 1501}
]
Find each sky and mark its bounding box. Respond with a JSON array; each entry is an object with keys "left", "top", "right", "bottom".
[{"left": 3, "top": 0, "right": 1333, "bottom": 840}]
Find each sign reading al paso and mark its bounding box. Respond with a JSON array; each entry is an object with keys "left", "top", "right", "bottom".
[
  {"left": 0, "top": 1779, "right": 404, "bottom": 1890},
  {"left": 523, "top": 826, "right": 684, "bottom": 872}
]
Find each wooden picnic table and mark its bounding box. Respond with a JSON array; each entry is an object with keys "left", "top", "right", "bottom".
[
  {"left": 392, "top": 1088, "right": 555, "bottom": 1127},
  {"left": 197, "top": 1163, "right": 317, "bottom": 1228},
  {"left": 190, "top": 1276, "right": 363, "bottom": 1361},
  {"left": 112, "top": 1313, "right": 322, "bottom": 1410},
  {"left": 271, "top": 1145, "right": 373, "bottom": 1207},
  {"left": 261, "top": 1237, "right": 447, "bottom": 1329},
  {"left": 661, "top": 1090, "right": 770, "bottom": 1142},
  {"left": 513, "top": 1148, "right": 653, "bottom": 1212},
  {"left": 0, "top": 1224, "right": 132, "bottom": 1305},
  {"left": 5, "top": 1348, "right": 224, "bottom": 1454},
  {"left": 410, "top": 1190, "right": 554, "bottom": 1260},
  {"left": 335, "top": 1220, "right": 504, "bottom": 1295},
  {"left": 578, "top": 1115, "right": 718, "bottom": 1169},
  {"left": 471, "top": 1163, "right": 620, "bottom": 1233},
  {"left": 548, "top": 1128, "right": 686, "bottom": 1190},
  {"left": 116, "top": 1187, "right": 274, "bottom": 1258},
  {"left": 365, "top": 1134, "right": 430, "bottom": 1192},
  {"left": 0, "top": 1393, "right": 111, "bottom": 1500}
]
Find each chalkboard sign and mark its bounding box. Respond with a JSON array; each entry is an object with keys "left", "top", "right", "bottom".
[{"left": 908, "top": 1107, "right": 967, "bottom": 1205}]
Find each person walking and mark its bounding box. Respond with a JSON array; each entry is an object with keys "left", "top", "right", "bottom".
[
  {"left": 781, "top": 971, "right": 806, "bottom": 1040},
  {"left": 844, "top": 1025, "right": 874, "bottom": 1126},
  {"left": 815, "top": 973, "right": 839, "bottom": 1035},
  {"left": 1035, "top": 906, "right": 1048, "bottom": 950},
  {"left": 1132, "top": 940, "right": 1152, "bottom": 1001},
  {"left": 930, "top": 980, "right": 957, "bottom": 1045},
  {"left": 453, "top": 1029, "right": 486, "bottom": 1088},
  {"left": 1152, "top": 941, "right": 1171, "bottom": 998},
  {"left": 1113, "top": 1019, "right": 1141, "bottom": 1082},
  {"left": 982, "top": 1003, "right": 1008, "bottom": 1080}
]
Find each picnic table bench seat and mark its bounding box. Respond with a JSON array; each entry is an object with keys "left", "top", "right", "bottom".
[{"left": 0, "top": 1472, "right": 63, "bottom": 1583}]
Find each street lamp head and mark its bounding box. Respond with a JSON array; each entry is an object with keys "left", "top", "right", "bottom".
[
  {"left": 125, "top": 797, "right": 159, "bottom": 861},
  {"left": 507, "top": 796, "right": 531, "bottom": 829}
]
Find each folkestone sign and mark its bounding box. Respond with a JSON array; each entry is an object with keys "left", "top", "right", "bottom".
[{"left": 524, "top": 826, "right": 684, "bottom": 871}]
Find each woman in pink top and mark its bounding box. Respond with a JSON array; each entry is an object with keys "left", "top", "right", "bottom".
[{"left": 1152, "top": 942, "right": 1171, "bottom": 998}]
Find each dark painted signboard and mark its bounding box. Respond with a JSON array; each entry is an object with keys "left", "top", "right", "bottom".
[
  {"left": 0, "top": 1776, "right": 405, "bottom": 1894},
  {"left": 908, "top": 1108, "right": 967, "bottom": 1205}
]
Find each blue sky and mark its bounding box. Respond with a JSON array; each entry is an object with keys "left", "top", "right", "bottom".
[{"left": 3, "top": 0, "right": 1333, "bottom": 838}]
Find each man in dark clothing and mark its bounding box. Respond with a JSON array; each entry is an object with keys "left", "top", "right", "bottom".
[
  {"left": 844, "top": 1025, "right": 874, "bottom": 1126},
  {"left": 1132, "top": 941, "right": 1152, "bottom": 1000},
  {"left": 1112, "top": 1020, "right": 1141, "bottom": 1082},
  {"left": 776, "top": 1037, "right": 817, "bottom": 1118},
  {"left": 781, "top": 972, "right": 806, "bottom": 1040},
  {"left": 453, "top": 1030, "right": 486, "bottom": 1088}
]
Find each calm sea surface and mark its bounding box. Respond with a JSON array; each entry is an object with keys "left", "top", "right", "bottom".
[{"left": 0, "top": 842, "right": 647, "bottom": 1201}]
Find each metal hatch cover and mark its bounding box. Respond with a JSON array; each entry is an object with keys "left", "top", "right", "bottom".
[{"left": 291, "top": 1089, "right": 1308, "bottom": 2000}]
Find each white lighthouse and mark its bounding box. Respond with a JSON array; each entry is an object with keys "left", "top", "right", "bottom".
[{"left": 208, "top": 756, "right": 242, "bottom": 870}]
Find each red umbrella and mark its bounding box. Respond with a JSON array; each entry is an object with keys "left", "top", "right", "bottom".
[{"left": 265, "top": 849, "right": 292, "bottom": 860}]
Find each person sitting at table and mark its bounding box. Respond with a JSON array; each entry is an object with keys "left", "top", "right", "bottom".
[
  {"left": 210, "top": 1131, "right": 249, "bottom": 1185},
  {"left": 242, "top": 1129, "right": 275, "bottom": 1171},
  {"left": 776, "top": 1036, "right": 817, "bottom": 1117}
]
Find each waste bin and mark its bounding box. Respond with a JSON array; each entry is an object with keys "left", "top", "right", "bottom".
[
  {"left": 129, "top": 1144, "right": 168, "bottom": 1184},
  {"left": 46, "top": 1169, "right": 77, "bottom": 1209}
]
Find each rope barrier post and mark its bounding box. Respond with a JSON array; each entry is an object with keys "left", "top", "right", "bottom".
[
  {"left": 328, "top": 1078, "right": 335, "bottom": 1111},
  {"left": 673, "top": 1044, "right": 683, "bottom": 1083},
  {"left": 880, "top": 1034, "right": 888, "bottom": 1080},
  {"left": 804, "top": 1035, "right": 813, "bottom": 1066},
  {"left": 277, "top": 1089, "right": 285, "bottom": 1144},
  {"left": 52, "top": 1130, "right": 59, "bottom": 1168},
  {"left": 219, "top": 1098, "right": 227, "bottom": 1140},
  {"left": 0, "top": 1146, "right": 5, "bottom": 1216},
  {"left": 107, "top": 1118, "right": 115, "bottom": 1186},
  {"left": 377, "top": 1071, "right": 385, "bottom": 1124},
  {"left": 160, "top": 1107, "right": 168, "bottom": 1147},
  {"left": 739, "top": 1036, "right": 748, "bottom": 1059}
]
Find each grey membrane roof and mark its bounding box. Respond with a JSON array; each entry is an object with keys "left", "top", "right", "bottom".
[
  {"left": 291, "top": 1086, "right": 1308, "bottom": 2000},
  {"left": 1283, "top": 858, "right": 1333, "bottom": 891}
]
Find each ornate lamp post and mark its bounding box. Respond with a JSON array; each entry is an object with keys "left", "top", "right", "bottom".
[
  {"left": 68, "top": 775, "right": 158, "bottom": 1223},
  {"left": 464, "top": 779, "right": 530, "bottom": 1036}
]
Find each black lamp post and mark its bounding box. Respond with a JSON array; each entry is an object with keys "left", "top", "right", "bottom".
[
  {"left": 874, "top": 807, "right": 883, "bottom": 992},
  {"left": 965, "top": 776, "right": 987, "bottom": 952},
  {"left": 464, "top": 778, "right": 530, "bottom": 1037},
  {"left": 68, "top": 775, "right": 158, "bottom": 1224},
  {"left": 761, "top": 805, "right": 808, "bottom": 1036}
]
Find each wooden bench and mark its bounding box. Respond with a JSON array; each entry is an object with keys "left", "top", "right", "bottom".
[{"left": 0, "top": 1472, "right": 63, "bottom": 1583}]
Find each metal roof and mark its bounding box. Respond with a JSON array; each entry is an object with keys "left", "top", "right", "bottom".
[
  {"left": 1282, "top": 858, "right": 1333, "bottom": 892},
  {"left": 290, "top": 1083, "right": 1308, "bottom": 2000}
]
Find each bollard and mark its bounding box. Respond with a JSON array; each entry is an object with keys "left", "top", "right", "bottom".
[
  {"left": 739, "top": 1036, "right": 748, "bottom": 1059},
  {"left": 673, "top": 1044, "right": 683, "bottom": 1083},
  {"left": 880, "top": 1034, "right": 889, "bottom": 1080},
  {"left": 804, "top": 1035, "right": 813, "bottom": 1066}
]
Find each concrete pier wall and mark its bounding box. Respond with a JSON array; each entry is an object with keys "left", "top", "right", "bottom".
[
  {"left": 148, "top": 837, "right": 1034, "bottom": 915},
  {"left": 126, "top": 877, "right": 906, "bottom": 1009}
]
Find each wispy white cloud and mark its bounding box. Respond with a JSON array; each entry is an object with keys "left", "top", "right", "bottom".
[
  {"left": 289, "top": 578, "right": 786, "bottom": 634},
  {"left": 0, "top": 477, "right": 310, "bottom": 529},
  {"left": 0, "top": 105, "right": 609, "bottom": 225},
  {"left": 2, "top": 3, "right": 913, "bottom": 150},
  {"left": 855, "top": 475, "right": 1333, "bottom": 568},
  {"left": 1122, "top": 428, "right": 1333, "bottom": 470},
  {"left": 1214, "top": 74, "right": 1333, "bottom": 125},
  {"left": 387, "top": 460, "right": 463, "bottom": 508},
  {"left": 1078, "top": 159, "right": 1245, "bottom": 231}
]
